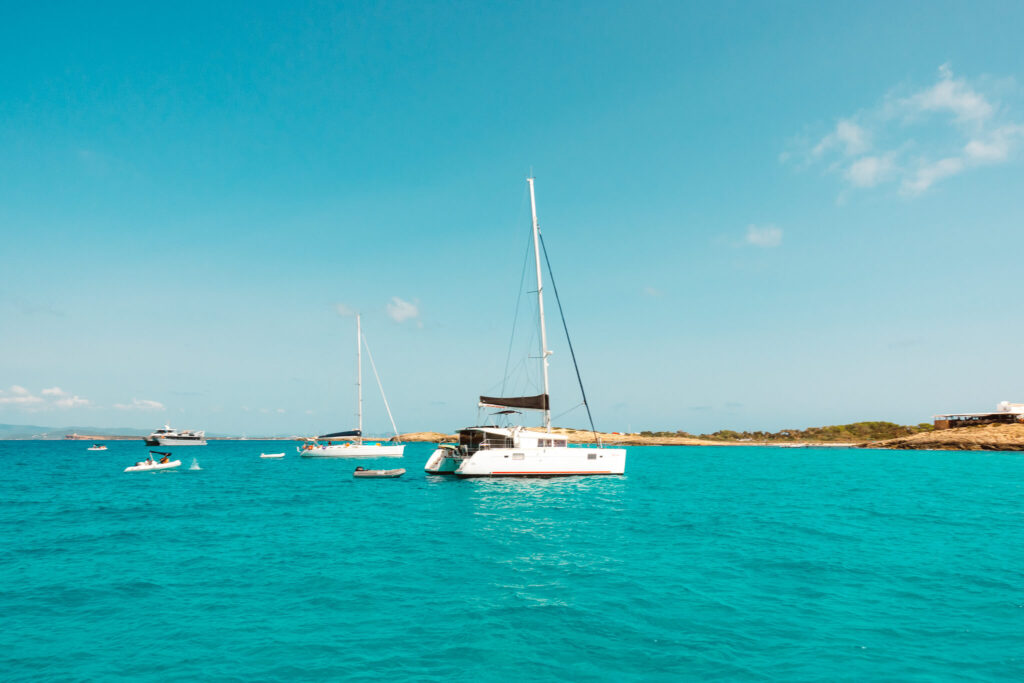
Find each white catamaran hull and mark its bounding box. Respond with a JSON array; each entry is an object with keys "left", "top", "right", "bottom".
[
  {"left": 426, "top": 447, "right": 626, "bottom": 477},
  {"left": 425, "top": 449, "right": 461, "bottom": 474},
  {"left": 300, "top": 444, "right": 405, "bottom": 458}
]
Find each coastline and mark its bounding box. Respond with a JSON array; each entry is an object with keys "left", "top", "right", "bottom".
[{"left": 37, "top": 424, "right": 1024, "bottom": 451}]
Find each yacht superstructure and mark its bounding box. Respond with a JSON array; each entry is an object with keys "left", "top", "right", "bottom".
[{"left": 425, "top": 177, "right": 626, "bottom": 477}]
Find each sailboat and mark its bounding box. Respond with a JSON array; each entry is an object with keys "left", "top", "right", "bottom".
[
  {"left": 425, "top": 177, "right": 626, "bottom": 477},
  {"left": 299, "top": 314, "right": 405, "bottom": 458}
]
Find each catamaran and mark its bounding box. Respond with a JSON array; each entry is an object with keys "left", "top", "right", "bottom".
[
  {"left": 300, "top": 314, "right": 405, "bottom": 458},
  {"left": 425, "top": 177, "right": 626, "bottom": 477}
]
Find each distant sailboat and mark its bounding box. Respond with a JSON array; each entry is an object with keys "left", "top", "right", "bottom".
[{"left": 300, "top": 314, "right": 405, "bottom": 458}]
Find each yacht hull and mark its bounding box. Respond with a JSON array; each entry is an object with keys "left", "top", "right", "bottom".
[
  {"left": 299, "top": 444, "right": 405, "bottom": 458},
  {"left": 453, "top": 447, "right": 626, "bottom": 477},
  {"left": 151, "top": 438, "right": 207, "bottom": 446}
]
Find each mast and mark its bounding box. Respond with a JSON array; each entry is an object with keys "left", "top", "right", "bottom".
[
  {"left": 356, "top": 313, "right": 363, "bottom": 442},
  {"left": 528, "top": 176, "right": 552, "bottom": 431}
]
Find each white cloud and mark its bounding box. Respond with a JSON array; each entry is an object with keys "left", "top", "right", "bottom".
[
  {"left": 0, "top": 387, "right": 44, "bottom": 405},
  {"left": 0, "top": 385, "right": 89, "bottom": 409},
  {"left": 964, "top": 124, "right": 1024, "bottom": 163},
  {"left": 386, "top": 296, "right": 420, "bottom": 323},
  {"left": 276, "top": 408, "right": 286, "bottom": 414},
  {"left": 792, "top": 64, "right": 1022, "bottom": 197},
  {"left": 642, "top": 286, "right": 663, "bottom": 297},
  {"left": 902, "top": 63, "right": 993, "bottom": 123},
  {"left": 335, "top": 303, "right": 355, "bottom": 317},
  {"left": 114, "top": 398, "right": 165, "bottom": 411},
  {"left": 845, "top": 155, "right": 894, "bottom": 188},
  {"left": 901, "top": 157, "right": 966, "bottom": 195},
  {"left": 813, "top": 119, "right": 869, "bottom": 157},
  {"left": 744, "top": 224, "right": 783, "bottom": 248},
  {"left": 55, "top": 395, "right": 90, "bottom": 408}
]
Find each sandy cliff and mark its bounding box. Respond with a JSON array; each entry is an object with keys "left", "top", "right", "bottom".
[{"left": 864, "top": 423, "right": 1024, "bottom": 451}]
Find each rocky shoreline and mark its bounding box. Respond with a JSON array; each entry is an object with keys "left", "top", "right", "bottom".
[{"left": 860, "top": 423, "right": 1024, "bottom": 451}]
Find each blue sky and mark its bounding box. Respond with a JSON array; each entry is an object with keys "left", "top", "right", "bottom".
[{"left": 3, "top": 2, "right": 1024, "bottom": 435}]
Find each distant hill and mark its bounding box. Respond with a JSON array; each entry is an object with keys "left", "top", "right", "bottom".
[
  {"left": 640, "top": 421, "right": 935, "bottom": 443},
  {"left": 0, "top": 423, "right": 153, "bottom": 440}
]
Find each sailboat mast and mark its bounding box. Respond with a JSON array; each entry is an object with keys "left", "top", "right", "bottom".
[
  {"left": 528, "top": 176, "right": 552, "bottom": 431},
  {"left": 356, "top": 313, "right": 363, "bottom": 441}
]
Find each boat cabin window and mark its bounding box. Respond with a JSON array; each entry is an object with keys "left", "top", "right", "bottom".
[
  {"left": 588, "top": 453, "right": 597, "bottom": 460},
  {"left": 539, "top": 439, "right": 567, "bottom": 448},
  {"left": 512, "top": 453, "right": 524, "bottom": 460},
  {"left": 459, "top": 430, "right": 513, "bottom": 454}
]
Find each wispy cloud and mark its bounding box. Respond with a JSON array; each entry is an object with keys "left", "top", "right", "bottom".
[
  {"left": 0, "top": 385, "right": 45, "bottom": 406},
  {"left": 386, "top": 296, "right": 420, "bottom": 324},
  {"left": 55, "top": 395, "right": 90, "bottom": 408},
  {"left": 642, "top": 286, "right": 663, "bottom": 297},
  {"left": 744, "top": 224, "right": 783, "bottom": 248},
  {"left": 335, "top": 303, "right": 355, "bottom": 317},
  {"left": 788, "top": 64, "right": 1024, "bottom": 196},
  {"left": 0, "top": 385, "right": 89, "bottom": 409},
  {"left": 113, "top": 398, "right": 165, "bottom": 411}
]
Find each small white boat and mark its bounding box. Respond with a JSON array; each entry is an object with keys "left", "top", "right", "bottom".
[
  {"left": 87, "top": 445, "right": 107, "bottom": 451},
  {"left": 353, "top": 467, "right": 406, "bottom": 478},
  {"left": 125, "top": 450, "right": 180, "bottom": 472},
  {"left": 260, "top": 452, "right": 285, "bottom": 459},
  {"left": 124, "top": 459, "right": 181, "bottom": 472}
]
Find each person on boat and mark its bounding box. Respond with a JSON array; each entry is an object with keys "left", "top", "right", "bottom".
[
  {"left": 159, "top": 454, "right": 170, "bottom": 464},
  {"left": 355, "top": 466, "right": 365, "bottom": 471}
]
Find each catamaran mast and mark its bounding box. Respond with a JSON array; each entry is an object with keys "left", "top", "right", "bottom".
[
  {"left": 356, "top": 313, "right": 363, "bottom": 443},
  {"left": 528, "top": 176, "right": 552, "bottom": 431}
]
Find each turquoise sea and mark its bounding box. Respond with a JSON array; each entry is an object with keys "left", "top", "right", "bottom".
[{"left": 2, "top": 440, "right": 1023, "bottom": 681}]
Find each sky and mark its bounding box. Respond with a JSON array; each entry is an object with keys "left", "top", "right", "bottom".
[{"left": 3, "top": 1, "right": 1024, "bottom": 435}]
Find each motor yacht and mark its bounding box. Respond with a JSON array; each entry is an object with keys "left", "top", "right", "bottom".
[{"left": 144, "top": 424, "right": 207, "bottom": 446}]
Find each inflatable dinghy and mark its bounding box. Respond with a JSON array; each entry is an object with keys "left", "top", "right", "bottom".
[{"left": 353, "top": 467, "right": 405, "bottom": 478}]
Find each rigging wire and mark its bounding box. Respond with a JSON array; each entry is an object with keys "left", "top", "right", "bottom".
[
  {"left": 552, "top": 402, "right": 585, "bottom": 422},
  {"left": 501, "top": 231, "right": 535, "bottom": 396},
  {"left": 360, "top": 331, "right": 401, "bottom": 440},
  {"left": 539, "top": 232, "right": 599, "bottom": 445}
]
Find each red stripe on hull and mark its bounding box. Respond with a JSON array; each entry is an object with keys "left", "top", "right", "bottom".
[{"left": 456, "top": 471, "right": 618, "bottom": 477}]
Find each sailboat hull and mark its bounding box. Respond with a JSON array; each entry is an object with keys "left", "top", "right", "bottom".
[
  {"left": 299, "top": 444, "right": 405, "bottom": 458},
  {"left": 452, "top": 447, "right": 626, "bottom": 477}
]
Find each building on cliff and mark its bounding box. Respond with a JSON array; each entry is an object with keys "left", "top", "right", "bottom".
[{"left": 933, "top": 401, "right": 1024, "bottom": 429}]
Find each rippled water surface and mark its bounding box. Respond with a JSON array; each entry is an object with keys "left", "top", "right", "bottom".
[{"left": 2, "top": 440, "right": 1024, "bottom": 681}]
